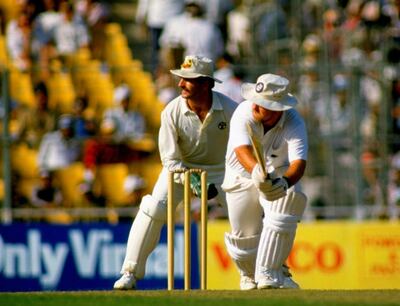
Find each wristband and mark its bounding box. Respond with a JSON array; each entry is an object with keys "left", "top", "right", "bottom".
[{"left": 282, "top": 176, "right": 290, "bottom": 190}]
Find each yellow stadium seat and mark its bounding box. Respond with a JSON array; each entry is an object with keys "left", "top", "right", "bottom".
[
  {"left": 129, "top": 135, "right": 157, "bottom": 153},
  {"left": 139, "top": 157, "right": 162, "bottom": 196},
  {"left": 110, "top": 60, "right": 143, "bottom": 85},
  {"left": 0, "top": 35, "right": 9, "bottom": 67},
  {"left": 0, "top": 0, "right": 22, "bottom": 22},
  {"left": 9, "top": 71, "right": 35, "bottom": 108},
  {"left": 105, "top": 23, "right": 122, "bottom": 36},
  {"left": 90, "top": 72, "right": 114, "bottom": 112},
  {"left": 71, "top": 47, "right": 92, "bottom": 66},
  {"left": 47, "top": 71, "right": 76, "bottom": 113},
  {"left": 53, "top": 162, "right": 86, "bottom": 207},
  {"left": 0, "top": 178, "right": 4, "bottom": 201},
  {"left": 124, "top": 71, "right": 164, "bottom": 131},
  {"left": 16, "top": 177, "right": 39, "bottom": 200},
  {"left": 105, "top": 29, "right": 132, "bottom": 67},
  {"left": 96, "top": 163, "right": 131, "bottom": 206},
  {"left": 11, "top": 144, "right": 40, "bottom": 179}
]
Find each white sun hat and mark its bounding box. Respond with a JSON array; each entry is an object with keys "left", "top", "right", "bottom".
[
  {"left": 241, "top": 73, "right": 298, "bottom": 111},
  {"left": 170, "top": 55, "right": 222, "bottom": 83}
]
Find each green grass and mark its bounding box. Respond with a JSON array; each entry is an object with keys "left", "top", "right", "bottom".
[{"left": 1, "top": 290, "right": 400, "bottom": 306}]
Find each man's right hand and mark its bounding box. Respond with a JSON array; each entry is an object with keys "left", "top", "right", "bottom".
[
  {"left": 252, "top": 163, "right": 286, "bottom": 201},
  {"left": 251, "top": 163, "right": 269, "bottom": 189}
]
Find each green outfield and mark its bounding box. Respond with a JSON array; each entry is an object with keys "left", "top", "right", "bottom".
[{"left": 0, "top": 290, "right": 399, "bottom": 306}]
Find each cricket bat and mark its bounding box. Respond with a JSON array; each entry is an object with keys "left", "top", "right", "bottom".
[{"left": 245, "top": 122, "right": 267, "bottom": 177}]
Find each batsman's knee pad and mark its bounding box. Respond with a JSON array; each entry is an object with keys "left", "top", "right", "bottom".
[
  {"left": 140, "top": 195, "right": 168, "bottom": 222},
  {"left": 225, "top": 233, "right": 260, "bottom": 277},
  {"left": 121, "top": 195, "right": 166, "bottom": 278},
  {"left": 261, "top": 190, "right": 307, "bottom": 239},
  {"left": 266, "top": 191, "right": 307, "bottom": 217},
  {"left": 256, "top": 191, "right": 307, "bottom": 277}
]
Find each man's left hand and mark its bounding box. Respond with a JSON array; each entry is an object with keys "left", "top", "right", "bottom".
[{"left": 262, "top": 177, "right": 289, "bottom": 201}]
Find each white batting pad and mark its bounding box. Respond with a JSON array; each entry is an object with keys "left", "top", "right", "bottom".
[
  {"left": 256, "top": 191, "right": 307, "bottom": 281},
  {"left": 121, "top": 195, "right": 166, "bottom": 279},
  {"left": 225, "top": 233, "right": 260, "bottom": 277}
]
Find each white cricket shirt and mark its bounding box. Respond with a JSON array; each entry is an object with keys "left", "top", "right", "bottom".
[
  {"left": 225, "top": 100, "right": 308, "bottom": 178},
  {"left": 159, "top": 91, "right": 237, "bottom": 177}
]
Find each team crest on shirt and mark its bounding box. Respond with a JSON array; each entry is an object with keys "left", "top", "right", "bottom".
[{"left": 218, "top": 122, "right": 227, "bottom": 130}]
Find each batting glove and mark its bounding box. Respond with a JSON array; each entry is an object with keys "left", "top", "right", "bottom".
[
  {"left": 251, "top": 164, "right": 269, "bottom": 188},
  {"left": 260, "top": 177, "right": 289, "bottom": 201},
  {"left": 251, "top": 164, "right": 275, "bottom": 197}
]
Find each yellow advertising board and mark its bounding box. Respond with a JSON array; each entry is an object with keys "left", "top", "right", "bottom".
[
  {"left": 206, "top": 220, "right": 400, "bottom": 290},
  {"left": 356, "top": 222, "right": 400, "bottom": 289},
  {"left": 207, "top": 220, "right": 240, "bottom": 289}
]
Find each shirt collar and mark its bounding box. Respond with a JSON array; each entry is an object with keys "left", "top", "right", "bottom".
[
  {"left": 276, "top": 111, "right": 287, "bottom": 128},
  {"left": 180, "top": 91, "right": 223, "bottom": 114}
]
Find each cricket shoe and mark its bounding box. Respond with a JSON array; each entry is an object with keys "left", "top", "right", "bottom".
[
  {"left": 281, "top": 264, "right": 300, "bottom": 289},
  {"left": 113, "top": 272, "right": 136, "bottom": 290},
  {"left": 281, "top": 276, "right": 300, "bottom": 289},
  {"left": 240, "top": 276, "right": 257, "bottom": 290},
  {"left": 257, "top": 268, "right": 280, "bottom": 289}
]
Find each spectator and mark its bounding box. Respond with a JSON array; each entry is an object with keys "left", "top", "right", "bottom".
[
  {"left": 159, "top": 1, "right": 224, "bottom": 69},
  {"left": 5, "top": 8, "right": 33, "bottom": 71},
  {"left": 360, "top": 67, "right": 382, "bottom": 143},
  {"left": 225, "top": 0, "right": 251, "bottom": 61},
  {"left": 361, "top": 147, "right": 385, "bottom": 218},
  {"left": 15, "top": 81, "right": 56, "bottom": 149},
  {"left": 81, "top": 117, "right": 147, "bottom": 206},
  {"left": 300, "top": 33, "right": 321, "bottom": 70},
  {"left": 213, "top": 52, "right": 244, "bottom": 103},
  {"left": 391, "top": 77, "right": 400, "bottom": 153},
  {"left": 103, "top": 84, "right": 146, "bottom": 144},
  {"left": 249, "top": 0, "right": 290, "bottom": 63},
  {"left": 71, "top": 96, "right": 97, "bottom": 141},
  {"left": 75, "top": 0, "right": 111, "bottom": 61},
  {"left": 322, "top": 8, "right": 343, "bottom": 63},
  {"left": 135, "top": 0, "right": 184, "bottom": 73},
  {"left": 31, "top": 0, "right": 62, "bottom": 79},
  {"left": 54, "top": 1, "right": 90, "bottom": 66},
  {"left": 154, "top": 67, "right": 179, "bottom": 105},
  {"left": 296, "top": 67, "right": 329, "bottom": 179},
  {"left": 199, "top": 0, "right": 235, "bottom": 44},
  {"left": 388, "top": 151, "right": 400, "bottom": 220},
  {"left": 82, "top": 117, "right": 146, "bottom": 174},
  {"left": 81, "top": 84, "right": 152, "bottom": 203},
  {"left": 317, "top": 73, "right": 353, "bottom": 139},
  {"left": 37, "top": 114, "right": 81, "bottom": 173},
  {"left": 316, "top": 73, "right": 356, "bottom": 209}
]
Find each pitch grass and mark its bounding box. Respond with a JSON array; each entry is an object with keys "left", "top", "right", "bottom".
[{"left": 1, "top": 290, "right": 400, "bottom": 306}]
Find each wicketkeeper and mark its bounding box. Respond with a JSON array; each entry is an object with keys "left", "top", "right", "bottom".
[
  {"left": 113, "top": 55, "right": 238, "bottom": 290},
  {"left": 222, "top": 73, "right": 308, "bottom": 290}
]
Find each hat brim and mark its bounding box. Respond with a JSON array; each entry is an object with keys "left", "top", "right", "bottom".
[
  {"left": 241, "top": 83, "right": 298, "bottom": 111},
  {"left": 170, "top": 69, "right": 222, "bottom": 83}
]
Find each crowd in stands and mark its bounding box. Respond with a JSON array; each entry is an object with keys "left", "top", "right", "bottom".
[
  {"left": 0, "top": 0, "right": 399, "bottom": 221},
  {"left": 0, "top": 0, "right": 159, "bottom": 223}
]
